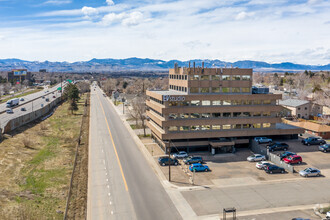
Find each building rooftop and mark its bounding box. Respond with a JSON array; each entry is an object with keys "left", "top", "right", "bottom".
[
  {"left": 148, "top": 90, "right": 187, "bottom": 95},
  {"left": 279, "top": 99, "right": 309, "bottom": 107}
]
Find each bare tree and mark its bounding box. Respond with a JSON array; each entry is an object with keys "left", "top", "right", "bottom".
[
  {"left": 77, "top": 81, "right": 90, "bottom": 94},
  {"left": 128, "top": 96, "right": 148, "bottom": 136}
]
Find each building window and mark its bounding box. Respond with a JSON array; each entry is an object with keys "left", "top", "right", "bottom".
[
  {"left": 180, "top": 113, "right": 190, "bottom": 119},
  {"left": 242, "top": 112, "right": 251, "bottom": 117},
  {"left": 201, "top": 75, "right": 209, "bottom": 80},
  {"left": 254, "top": 112, "right": 261, "bottom": 117},
  {"left": 191, "top": 125, "right": 199, "bottom": 130},
  {"left": 232, "top": 87, "right": 240, "bottom": 93},
  {"left": 263, "top": 123, "right": 271, "bottom": 128},
  {"left": 179, "top": 75, "right": 182, "bottom": 80},
  {"left": 185, "top": 75, "right": 187, "bottom": 80},
  {"left": 201, "top": 88, "right": 210, "bottom": 93},
  {"left": 212, "top": 87, "right": 220, "bottom": 93},
  {"left": 201, "top": 113, "right": 211, "bottom": 118},
  {"left": 201, "top": 125, "right": 210, "bottom": 130},
  {"left": 232, "top": 100, "right": 241, "bottom": 105},
  {"left": 233, "top": 112, "right": 240, "bottom": 117},
  {"left": 180, "top": 126, "right": 189, "bottom": 131},
  {"left": 222, "top": 75, "right": 230, "bottom": 80},
  {"left": 242, "top": 124, "right": 251, "bottom": 129},
  {"left": 254, "top": 100, "right": 261, "bottom": 105},
  {"left": 212, "top": 113, "right": 221, "bottom": 118},
  {"left": 191, "top": 113, "right": 200, "bottom": 118},
  {"left": 223, "top": 112, "right": 231, "bottom": 117},
  {"left": 169, "top": 113, "right": 177, "bottom": 119},
  {"left": 304, "top": 107, "right": 307, "bottom": 110},
  {"left": 223, "top": 100, "right": 231, "bottom": 105},
  {"left": 223, "top": 124, "right": 231, "bottom": 129},
  {"left": 212, "top": 100, "right": 221, "bottom": 105},
  {"left": 253, "top": 123, "right": 261, "bottom": 128},
  {"left": 298, "top": 107, "right": 301, "bottom": 110},
  {"left": 212, "top": 125, "right": 221, "bottom": 130},
  {"left": 169, "top": 101, "right": 178, "bottom": 106},
  {"left": 202, "top": 100, "right": 211, "bottom": 106},
  {"left": 263, "top": 112, "right": 271, "bottom": 116},
  {"left": 232, "top": 75, "right": 240, "bottom": 80},
  {"left": 184, "top": 87, "right": 187, "bottom": 92},
  {"left": 242, "top": 100, "right": 252, "bottom": 105},
  {"left": 192, "top": 75, "right": 199, "bottom": 80},
  {"left": 242, "top": 75, "right": 251, "bottom": 80},
  {"left": 263, "top": 100, "right": 271, "bottom": 105},
  {"left": 191, "top": 100, "right": 200, "bottom": 106},
  {"left": 190, "top": 87, "right": 199, "bottom": 93},
  {"left": 168, "top": 126, "right": 177, "bottom": 131},
  {"left": 212, "top": 75, "right": 220, "bottom": 80},
  {"left": 222, "top": 87, "right": 230, "bottom": 93},
  {"left": 181, "top": 101, "right": 189, "bottom": 106},
  {"left": 232, "top": 124, "right": 241, "bottom": 129},
  {"left": 242, "top": 88, "right": 250, "bottom": 93}
]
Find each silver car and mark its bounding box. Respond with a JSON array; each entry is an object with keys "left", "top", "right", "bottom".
[
  {"left": 299, "top": 168, "right": 321, "bottom": 177},
  {"left": 247, "top": 154, "right": 266, "bottom": 162}
]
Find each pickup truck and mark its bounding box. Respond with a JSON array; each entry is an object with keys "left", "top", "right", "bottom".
[{"left": 302, "top": 137, "right": 326, "bottom": 146}]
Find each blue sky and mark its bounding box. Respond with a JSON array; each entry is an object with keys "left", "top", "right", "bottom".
[{"left": 0, "top": 0, "right": 329, "bottom": 64}]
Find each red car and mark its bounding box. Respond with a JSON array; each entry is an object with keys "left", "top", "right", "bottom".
[{"left": 283, "top": 155, "right": 302, "bottom": 164}]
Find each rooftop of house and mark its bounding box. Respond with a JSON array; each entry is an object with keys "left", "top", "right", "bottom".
[{"left": 279, "top": 99, "right": 309, "bottom": 107}]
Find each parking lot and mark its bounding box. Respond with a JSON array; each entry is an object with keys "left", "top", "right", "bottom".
[{"left": 155, "top": 138, "right": 330, "bottom": 187}]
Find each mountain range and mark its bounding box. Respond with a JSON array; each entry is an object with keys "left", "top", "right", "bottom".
[{"left": 0, "top": 58, "right": 329, "bottom": 73}]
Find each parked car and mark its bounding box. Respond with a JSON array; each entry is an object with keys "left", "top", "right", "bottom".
[
  {"left": 189, "top": 163, "right": 210, "bottom": 172},
  {"left": 267, "top": 142, "right": 289, "bottom": 152},
  {"left": 184, "top": 156, "right": 203, "bottom": 165},
  {"left": 19, "top": 98, "right": 24, "bottom": 101},
  {"left": 172, "top": 151, "right": 188, "bottom": 159},
  {"left": 247, "top": 154, "right": 266, "bottom": 162},
  {"left": 279, "top": 151, "right": 297, "bottom": 160},
  {"left": 319, "top": 144, "right": 330, "bottom": 153},
  {"left": 21, "top": 107, "right": 26, "bottom": 111},
  {"left": 254, "top": 137, "right": 272, "bottom": 144},
  {"left": 283, "top": 155, "right": 302, "bottom": 164},
  {"left": 299, "top": 167, "right": 321, "bottom": 177},
  {"left": 256, "top": 161, "right": 273, "bottom": 169},
  {"left": 326, "top": 211, "right": 330, "bottom": 219},
  {"left": 264, "top": 165, "right": 285, "bottom": 174},
  {"left": 6, "top": 108, "right": 13, "bottom": 114},
  {"left": 302, "top": 137, "right": 326, "bottom": 146},
  {"left": 158, "top": 157, "right": 178, "bottom": 166}
]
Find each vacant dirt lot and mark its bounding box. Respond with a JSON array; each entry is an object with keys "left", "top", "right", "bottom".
[{"left": 0, "top": 95, "right": 87, "bottom": 219}]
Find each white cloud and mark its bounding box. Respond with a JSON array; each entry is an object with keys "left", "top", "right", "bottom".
[
  {"left": 81, "top": 6, "right": 99, "bottom": 19},
  {"left": 0, "top": 35, "right": 4, "bottom": 40},
  {"left": 235, "top": 11, "right": 255, "bottom": 20},
  {"left": 106, "top": 0, "right": 114, "bottom": 6},
  {"left": 43, "top": 0, "right": 72, "bottom": 5},
  {"left": 101, "top": 11, "right": 144, "bottom": 26},
  {"left": 122, "top": 11, "right": 143, "bottom": 26}
]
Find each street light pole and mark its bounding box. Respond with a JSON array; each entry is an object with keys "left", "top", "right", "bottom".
[{"left": 168, "top": 139, "right": 171, "bottom": 182}]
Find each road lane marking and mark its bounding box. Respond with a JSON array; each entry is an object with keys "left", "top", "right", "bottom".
[
  {"left": 106, "top": 179, "right": 108, "bottom": 182},
  {"left": 97, "top": 93, "right": 129, "bottom": 192},
  {"left": 111, "top": 211, "right": 113, "bottom": 215},
  {"left": 108, "top": 193, "right": 111, "bottom": 196},
  {"left": 107, "top": 185, "right": 110, "bottom": 189},
  {"left": 110, "top": 201, "right": 112, "bottom": 205}
]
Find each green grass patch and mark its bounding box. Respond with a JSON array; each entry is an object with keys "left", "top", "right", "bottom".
[
  {"left": 130, "top": 124, "right": 143, "bottom": 129},
  {"left": 138, "top": 134, "right": 151, "bottom": 139},
  {"left": 29, "top": 148, "right": 55, "bottom": 165}
]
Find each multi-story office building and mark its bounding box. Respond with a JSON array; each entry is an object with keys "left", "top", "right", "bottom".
[{"left": 146, "top": 63, "right": 303, "bottom": 154}]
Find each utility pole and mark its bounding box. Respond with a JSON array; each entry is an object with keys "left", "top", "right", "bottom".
[
  {"left": 168, "top": 139, "right": 171, "bottom": 182},
  {"left": 60, "top": 75, "right": 63, "bottom": 100}
]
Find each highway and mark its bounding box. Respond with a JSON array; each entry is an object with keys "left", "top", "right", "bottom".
[
  {"left": 0, "top": 82, "right": 66, "bottom": 129},
  {"left": 88, "top": 86, "right": 181, "bottom": 220}
]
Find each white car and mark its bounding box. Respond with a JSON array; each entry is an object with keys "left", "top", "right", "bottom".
[
  {"left": 247, "top": 154, "right": 266, "bottom": 162},
  {"left": 256, "top": 161, "right": 272, "bottom": 169},
  {"left": 326, "top": 211, "right": 330, "bottom": 219},
  {"left": 254, "top": 137, "right": 272, "bottom": 144},
  {"left": 299, "top": 168, "right": 321, "bottom": 177},
  {"left": 172, "top": 151, "right": 188, "bottom": 159}
]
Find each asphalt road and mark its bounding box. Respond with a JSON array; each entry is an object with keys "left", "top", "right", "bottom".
[
  {"left": 0, "top": 82, "right": 66, "bottom": 129},
  {"left": 88, "top": 86, "right": 181, "bottom": 220}
]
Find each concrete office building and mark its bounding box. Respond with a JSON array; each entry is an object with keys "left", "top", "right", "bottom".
[{"left": 146, "top": 63, "right": 303, "bottom": 154}]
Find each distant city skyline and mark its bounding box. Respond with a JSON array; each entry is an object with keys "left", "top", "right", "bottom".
[{"left": 0, "top": 0, "right": 329, "bottom": 65}]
